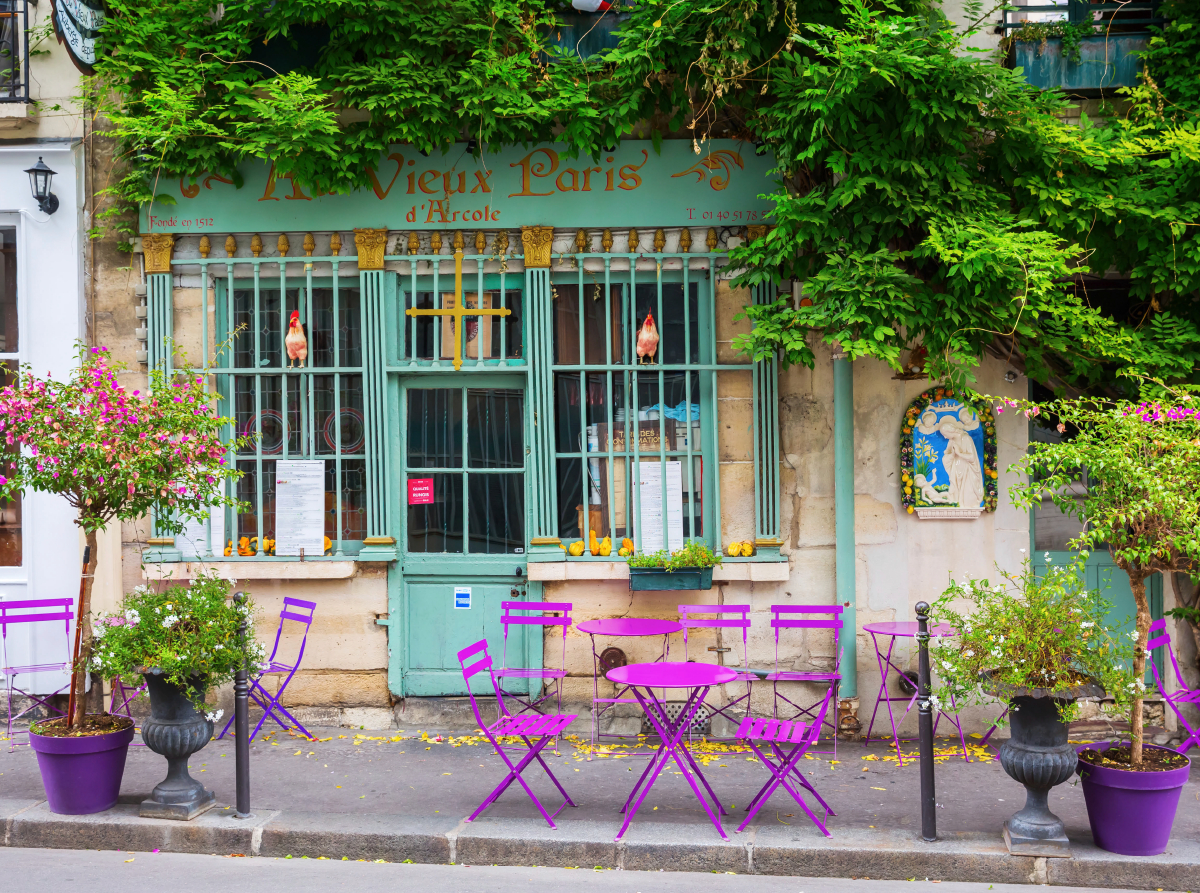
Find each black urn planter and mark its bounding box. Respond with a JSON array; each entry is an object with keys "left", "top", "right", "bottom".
[
  {"left": 988, "top": 674, "right": 1105, "bottom": 857},
  {"left": 139, "top": 672, "right": 217, "bottom": 820}
]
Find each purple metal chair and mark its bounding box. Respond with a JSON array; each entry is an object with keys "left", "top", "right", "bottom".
[
  {"left": 767, "top": 604, "right": 843, "bottom": 756},
  {"left": 1148, "top": 618, "right": 1200, "bottom": 754},
  {"left": 735, "top": 682, "right": 837, "bottom": 835},
  {"left": 678, "top": 604, "right": 756, "bottom": 738},
  {"left": 108, "top": 678, "right": 149, "bottom": 746},
  {"left": 458, "top": 638, "right": 578, "bottom": 828},
  {"left": 218, "top": 596, "right": 316, "bottom": 742},
  {"left": 497, "top": 601, "right": 572, "bottom": 718},
  {"left": 1, "top": 598, "right": 75, "bottom": 749}
]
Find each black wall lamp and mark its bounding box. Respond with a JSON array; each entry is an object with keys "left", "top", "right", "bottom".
[{"left": 24, "top": 157, "right": 59, "bottom": 215}]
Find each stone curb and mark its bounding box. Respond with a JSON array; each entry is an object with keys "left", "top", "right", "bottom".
[{"left": 3, "top": 798, "right": 1198, "bottom": 888}]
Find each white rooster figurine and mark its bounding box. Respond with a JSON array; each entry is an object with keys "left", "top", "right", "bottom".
[
  {"left": 285, "top": 310, "right": 308, "bottom": 368},
  {"left": 636, "top": 309, "right": 659, "bottom": 364}
]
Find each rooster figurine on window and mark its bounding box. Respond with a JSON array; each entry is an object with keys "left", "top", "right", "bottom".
[
  {"left": 285, "top": 310, "right": 308, "bottom": 368},
  {"left": 636, "top": 309, "right": 659, "bottom": 364}
]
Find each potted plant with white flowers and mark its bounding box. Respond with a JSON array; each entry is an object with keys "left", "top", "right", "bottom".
[
  {"left": 91, "top": 572, "right": 265, "bottom": 819},
  {"left": 1008, "top": 395, "right": 1197, "bottom": 856},
  {"left": 930, "top": 557, "right": 1135, "bottom": 855}
]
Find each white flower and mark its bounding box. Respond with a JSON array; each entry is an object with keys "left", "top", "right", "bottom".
[
  {"left": 1081, "top": 621, "right": 1094, "bottom": 629},
  {"left": 214, "top": 643, "right": 224, "bottom": 650},
  {"left": 205, "top": 710, "right": 224, "bottom": 722},
  {"left": 942, "top": 660, "right": 953, "bottom": 670},
  {"left": 1044, "top": 552, "right": 1050, "bottom": 559},
  {"left": 1020, "top": 548, "right": 1026, "bottom": 553},
  {"left": 1128, "top": 630, "right": 1138, "bottom": 640},
  {"left": 964, "top": 649, "right": 975, "bottom": 658},
  {"left": 929, "top": 694, "right": 943, "bottom": 711},
  {"left": 125, "top": 609, "right": 140, "bottom": 624},
  {"left": 93, "top": 624, "right": 106, "bottom": 639}
]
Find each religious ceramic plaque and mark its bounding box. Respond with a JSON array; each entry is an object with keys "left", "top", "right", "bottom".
[{"left": 899, "top": 386, "right": 998, "bottom": 519}]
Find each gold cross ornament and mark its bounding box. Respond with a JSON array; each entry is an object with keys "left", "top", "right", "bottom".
[{"left": 405, "top": 244, "right": 511, "bottom": 370}]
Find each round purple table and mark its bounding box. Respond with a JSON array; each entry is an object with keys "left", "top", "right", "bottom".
[
  {"left": 862, "top": 621, "right": 968, "bottom": 765},
  {"left": 577, "top": 618, "right": 685, "bottom": 754},
  {"left": 605, "top": 661, "right": 738, "bottom": 841}
]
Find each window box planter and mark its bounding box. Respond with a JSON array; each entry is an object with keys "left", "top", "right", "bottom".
[
  {"left": 628, "top": 566, "right": 714, "bottom": 591},
  {"left": 1010, "top": 34, "right": 1149, "bottom": 92}
]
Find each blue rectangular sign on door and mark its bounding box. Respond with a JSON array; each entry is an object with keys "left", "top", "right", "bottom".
[{"left": 454, "top": 587, "right": 471, "bottom": 610}]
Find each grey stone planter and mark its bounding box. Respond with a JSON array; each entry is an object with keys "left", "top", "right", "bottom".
[{"left": 139, "top": 672, "right": 217, "bottom": 821}]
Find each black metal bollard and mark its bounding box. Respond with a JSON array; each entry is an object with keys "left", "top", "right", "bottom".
[
  {"left": 234, "top": 591, "right": 251, "bottom": 818},
  {"left": 916, "top": 600, "right": 936, "bottom": 842}
]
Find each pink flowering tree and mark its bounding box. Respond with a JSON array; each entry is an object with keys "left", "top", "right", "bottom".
[
  {"left": 1006, "top": 395, "right": 1200, "bottom": 766},
  {"left": 0, "top": 345, "right": 245, "bottom": 727}
]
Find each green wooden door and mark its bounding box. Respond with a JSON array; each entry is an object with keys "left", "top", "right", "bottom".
[{"left": 393, "top": 375, "right": 536, "bottom": 696}]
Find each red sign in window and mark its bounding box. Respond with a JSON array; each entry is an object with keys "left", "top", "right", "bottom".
[{"left": 408, "top": 477, "right": 434, "bottom": 505}]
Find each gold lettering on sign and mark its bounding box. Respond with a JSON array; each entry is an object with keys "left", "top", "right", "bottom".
[
  {"left": 142, "top": 234, "right": 175, "bottom": 274},
  {"left": 366, "top": 153, "right": 406, "bottom": 200},
  {"left": 509, "top": 148, "right": 559, "bottom": 197},
  {"left": 521, "top": 226, "right": 554, "bottom": 268},
  {"left": 470, "top": 171, "right": 492, "bottom": 194},
  {"left": 354, "top": 228, "right": 388, "bottom": 270},
  {"left": 259, "top": 162, "right": 313, "bottom": 202},
  {"left": 618, "top": 150, "right": 649, "bottom": 191}
]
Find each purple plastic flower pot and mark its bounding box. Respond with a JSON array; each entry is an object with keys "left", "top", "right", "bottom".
[
  {"left": 1077, "top": 743, "right": 1193, "bottom": 856},
  {"left": 29, "top": 721, "right": 135, "bottom": 815}
]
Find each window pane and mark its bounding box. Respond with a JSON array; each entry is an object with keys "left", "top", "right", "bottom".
[
  {"left": 0, "top": 227, "right": 16, "bottom": 353},
  {"left": 404, "top": 292, "right": 436, "bottom": 361},
  {"left": 554, "top": 373, "right": 583, "bottom": 453},
  {"left": 554, "top": 283, "right": 623, "bottom": 365},
  {"left": 407, "top": 389, "right": 462, "bottom": 468},
  {"left": 235, "top": 375, "right": 287, "bottom": 455},
  {"left": 468, "top": 473, "right": 524, "bottom": 553},
  {"left": 236, "top": 458, "right": 276, "bottom": 542},
  {"left": 329, "top": 458, "right": 367, "bottom": 542},
  {"left": 637, "top": 372, "right": 701, "bottom": 453},
  {"left": 468, "top": 388, "right": 523, "bottom": 469},
  {"left": 408, "top": 473, "right": 463, "bottom": 553},
  {"left": 0, "top": 365, "right": 19, "bottom": 564},
  {"left": 633, "top": 282, "right": 699, "bottom": 364},
  {"left": 234, "top": 288, "right": 301, "bottom": 369}
]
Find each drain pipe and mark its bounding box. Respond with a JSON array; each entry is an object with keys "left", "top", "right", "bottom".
[{"left": 833, "top": 355, "right": 859, "bottom": 735}]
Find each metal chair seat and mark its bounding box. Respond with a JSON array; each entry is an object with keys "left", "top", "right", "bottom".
[
  {"left": 766, "top": 670, "right": 840, "bottom": 683},
  {"left": 497, "top": 667, "right": 567, "bottom": 680},
  {"left": 493, "top": 712, "right": 577, "bottom": 738},
  {"left": 736, "top": 716, "right": 811, "bottom": 744}
]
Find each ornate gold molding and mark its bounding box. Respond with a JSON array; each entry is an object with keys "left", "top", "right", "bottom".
[
  {"left": 141, "top": 234, "right": 175, "bottom": 274},
  {"left": 362, "top": 536, "right": 396, "bottom": 546},
  {"left": 521, "top": 226, "right": 554, "bottom": 268},
  {"left": 746, "top": 224, "right": 769, "bottom": 242},
  {"left": 354, "top": 228, "right": 388, "bottom": 270},
  {"left": 529, "top": 536, "right": 562, "bottom": 545}
]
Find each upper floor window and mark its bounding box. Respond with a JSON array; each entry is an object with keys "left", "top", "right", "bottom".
[{"left": 0, "top": 1, "right": 29, "bottom": 104}]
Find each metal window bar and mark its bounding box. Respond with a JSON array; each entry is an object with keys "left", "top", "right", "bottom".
[
  {"left": 547, "top": 233, "right": 748, "bottom": 555},
  {"left": 1003, "top": 0, "right": 1163, "bottom": 31},
  {"left": 168, "top": 246, "right": 365, "bottom": 559},
  {"left": 0, "top": 1, "right": 29, "bottom": 104}
]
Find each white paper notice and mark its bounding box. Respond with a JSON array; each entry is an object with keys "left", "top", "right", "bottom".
[
  {"left": 275, "top": 460, "right": 327, "bottom": 556},
  {"left": 637, "top": 460, "right": 684, "bottom": 552},
  {"left": 177, "top": 505, "right": 226, "bottom": 559}
]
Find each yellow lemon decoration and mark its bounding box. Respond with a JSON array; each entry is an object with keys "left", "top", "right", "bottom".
[
  {"left": 568, "top": 540, "right": 585, "bottom": 556},
  {"left": 618, "top": 547, "right": 630, "bottom": 557},
  {"left": 727, "top": 542, "right": 742, "bottom": 557},
  {"left": 324, "top": 535, "right": 333, "bottom": 555},
  {"left": 621, "top": 537, "right": 635, "bottom": 553},
  {"left": 740, "top": 541, "right": 756, "bottom": 557},
  {"left": 599, "top": 537, "right": 612, "bottom": 557}
]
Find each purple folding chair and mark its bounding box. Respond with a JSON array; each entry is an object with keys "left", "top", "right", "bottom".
[
  {"left": 1148, "top": 618, "right": 1200, "bottom": 754},
  {"left": 767, "top": 604, "right": 843, "bottom": 756},
  {"left": 1, "top": 598, "right": 75, "bottom": 749},
  {"left": 497, "top": 601, "right": 572, "bottom": 719},
  {"left": 735, "top": 682, "right": 838, "bottom": 835},
  {"left": 108, "top": 677, "right": 147, "bottom": 718},
  {"left": 679, "top": 604, "right": 756, "bottom": 739},
  {"left": 218, "top": 596, "right": 316, "bottom": 742},
  {"left": 458, "top": 639, "right": 578, "bottom": 828}
]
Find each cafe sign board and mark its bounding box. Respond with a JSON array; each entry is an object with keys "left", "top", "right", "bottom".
[{"left": 141, "top": 140, "right": 777, "bottom": 234}]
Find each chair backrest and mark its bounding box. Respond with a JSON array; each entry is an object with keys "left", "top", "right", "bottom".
[
  {"left": 0, "top": 598, "right": 74, "bottom": 670},
  {"left": 735, "top": 681, "right": 836, "bottom": 747},
  {"left": 770, "top": 604, "right": 844, "bottom": 675},
  {"left": 266, "top": 597, "right": 317, "bottom": 666},
  {"left": 500, "top": 601, "right": 572, "bottom": 671},
  {"left": 458, "top": 638, "right": 508, "bottom": 729},
  {"left": 1147, "top": 617, "right": 1187, "bottom": 689},
  {"left": 678, "top": 604, "right": 750, "bottom": 664}
]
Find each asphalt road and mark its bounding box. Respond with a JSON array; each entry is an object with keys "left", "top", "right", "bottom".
[{"left": 0, "top": 848, "right": 1181, "bottom": 893}]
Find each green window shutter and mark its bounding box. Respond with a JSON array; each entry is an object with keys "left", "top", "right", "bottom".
[
  {"left": 525, "top": 265, "right": 560, "bottom": 558},
  {"left": 752, "top": 281, "right": 782, "bottom": 557},
  {"left": 359, "top": 269, "right": 395, "bottom": 560}
]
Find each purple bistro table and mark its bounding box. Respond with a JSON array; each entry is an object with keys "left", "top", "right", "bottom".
[
  {"left": 605, "top": 661, "right": 739, "bottom": 841},
  {"left": 577, "top": 618, "right": 683, "bottom": 754},
  {"left": 862, "top": 621, "right": 970, "bottom": 766}
]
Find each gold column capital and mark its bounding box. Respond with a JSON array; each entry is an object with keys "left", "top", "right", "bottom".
[
  {"left": 746, "top": 224, "right": 769, "bottom": 242},
  {"left": 141, "top": 233, "right": 175, "bottom": 274},
  {"left": 354, "top": 228, "right": 388, "bottom": 270},
  {"left": 521, "top": 225, "right": 554, "bottom": 268}
]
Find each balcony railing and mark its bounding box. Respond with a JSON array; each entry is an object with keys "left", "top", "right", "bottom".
[
  {"left": 1004, "top": 1, "right": 1165, "bottom": 92},
  {"left": 0, "top": 0, "right": 28, "bottom": 104}
]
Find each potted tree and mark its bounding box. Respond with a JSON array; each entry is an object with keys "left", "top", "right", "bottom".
[
  {"left": 626, "top": 540, "right": 723, "bottom": 591},
  {"left": 931, "top": 558, "right": 1134, "bottom": 855},
  {"left": 91, "top": 573, "right": 264, "bottom": 819},
  {"left": 1008, "top": 396, "right": 1196, "bottom": 856},
  {"left": 0, "top": 346, "right": 242, "bottom": 814}
]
